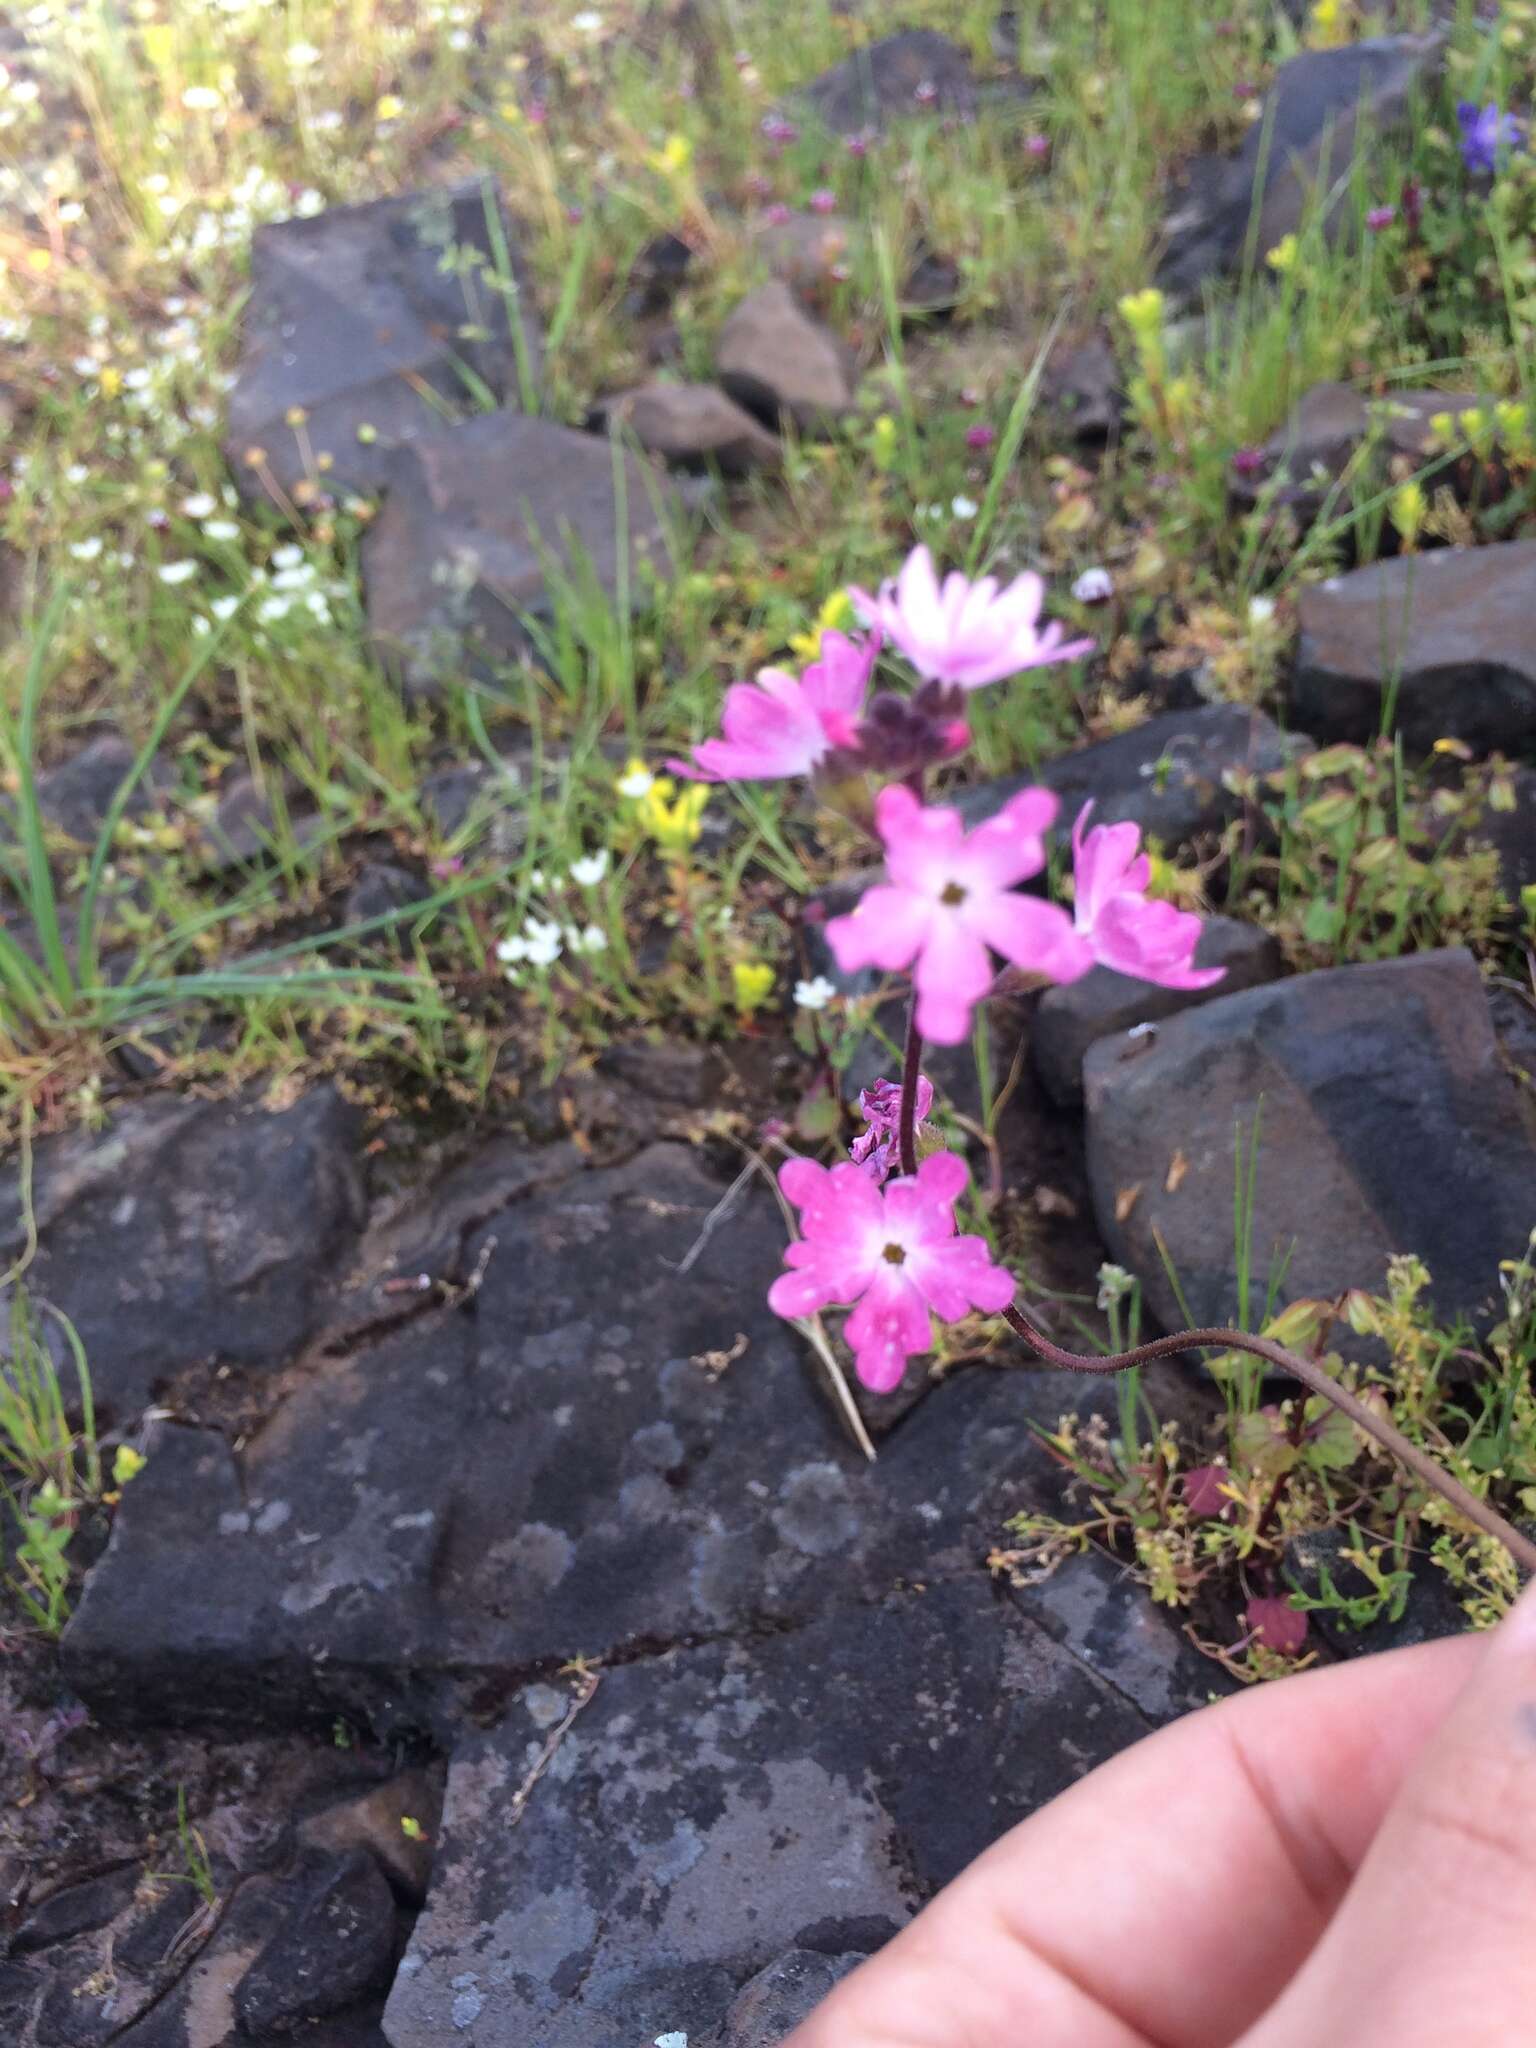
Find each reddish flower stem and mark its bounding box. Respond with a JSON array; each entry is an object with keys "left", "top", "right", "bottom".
[
  {"left": 894, "top": 1024, "right": 1536, "bottom": 1578},
  {"left": 897, "top": 994, "right": 923, "bottom": 1177}
]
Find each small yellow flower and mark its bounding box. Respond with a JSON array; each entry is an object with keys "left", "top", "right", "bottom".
[
  {"left": 732, "top": 961, "right": 774, "bottom": 1015},
  {"left": 788, "top": 589, "right": 854, "bottom": 661},
  {"left": 1265, "top": 234, "right": 1299, "bottom": 274},
  {"left": 1306, "top": 0, "right": 1350, "bottom": 49},
  {"left": 869, "top": 413, "right": 898, "bottom": 472},
  {"left": 637, "top": 777, "right": 708, "bottom": 854},
  {"left": 1117, "top": 287, "right": 1165, "bottom": 338},
  {"left": 498, "top": 100, "right": 523, "bottom": 124},
  {"left": 99, "top": 364, "right": 122, "bottom": 397},
  {"left": 1389, "top": 479, "right": 1426, "bottom": 549},
  {"left": 648, "top": 132, "right": 693, "bottom": 177},
  {"left": 1427, "top": 409, "right": 1456, "bottom": 445},
  {"left": 1495, "top": 399, "right": 1531, "bottom": 453},
  {"left": 112, "top": 1445, "right": 147, "bottom": 1485},
  {"left": 376, "top": 93, "right": 404, "bottom": 121}
]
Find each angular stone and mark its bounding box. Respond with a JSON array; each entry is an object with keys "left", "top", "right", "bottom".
[
  {"left": 716, "top": 283, "right": 855, "bottom": 434},
  {"left": 707, "top": 1950, "right": 866, "bottom": 2046},
  {"left": 0, "top": 1086, "right": 366, "bottom": 1422},
  {"left": 234, "top": 1849, "right": 399, "bottom": 2035},
  {"left": 795, "top": 29, "right": 980, "bottom": 135},
  {"left": 30, "top": 736, "right": 171, "bottom": 847},
  {"left": 593, "top": 383, "right": 781, "bottom": 475},
  {"left": 1084, "top": 949, "right": 1536, "bottom": 1337},
  {"left": 197, "top": 769, "right": 326, "bottom": 872},
  {"left": 223, "top": 182, "right": 541, "bottom": 507},
  {"left": 1043, "top": 334, "right": 1125, "bottom": 445},
  {"left": 1232, "top": 382, "right": 1485, "bottom": 518},
  {"left": 1160, "top": 36, "right": 1443, "bottom": 294},
  {"left": 63, "top": 1142, "right": 1144, "bottom": 1730},
  {"left": 11, "top": 1867, "right": 138, "bottom": 1955},
  {"left": 341, "top": 861, "right": 428, "bottom": 933},
  {"left": 297, "top": 1771, "right": 443, "bottom": 1907},
  {"left": 381, "top": 1580, "right": 1152, "bottom": 2048},
  {"left": 960, "top": 704, "right": 1307, "bottom": 850},
  {"left": 1292, "top": 541, "right": 1536, "bottom": 752},
  {"left": 361, "top": 413, "right": 678, "bottom": 693},
  {"left": 1032, "top": 917, "right": 1284, "bottom": 1108}
]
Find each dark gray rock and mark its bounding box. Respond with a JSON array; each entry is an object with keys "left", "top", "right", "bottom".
[
  {"left": 707, "top": 1950, "right": 866, "bottom": 2046},
  {"left": 1043, "top": 334, "right": 1125, "bottom": 445},
  {"left": 716, "top": 283, "right": 856, "bottom": 434},
  {"left": 751, "top": 212, "right": 859, "bottom": 291},
  {"left": 381, "top": 1579, "right": 1153, "bottom": 2048},
  {"left": 341, "top": 862, "right": 428, "bottom": 934},
  {"left": 1159, "top": 35, "right": 1443, "bottom": 295},
  {"left": 1232, "top": 382, "right": 1485, "bottom": 519},
  {"left": 794, "top": 28, "right": 980, "bottom": 135},
  {"left": 1009, "top": 1546, "right": 1227, "bottom": 1723},
  {"left": 1084, "top": 948, "right": 1536, "bottom": 1338},
  {"left": 960, "top": 704, "right": 1308, "bottom": 850},
  {"left": 361, "top": 412, "right": 678, "bottom": 693},
  {"left": 199, "top": 770, "right": 326, "bottom": 872},
  {"left": 626, "top": 231, "right": 692, "bottom": 317},
  {"left": 1292, "top": 541, "right": 1536, "bottom": 752},
  {"left": 296, "top": 1771, "right": 443, "bottom": 1908},
  {"left": 234, "top": 1849, "right": 399, "bottom": 2035},
  {"left": 11, "top": 1867, "right": 138, "bottom": 1955},
  {"left": 593, "top": 383, "right": 782, "bottom": 475},
  {"left": 224, "top": 181, "right": 541, "bottom": 507},
  {"left": 0, "top": 1086, "right": 366, "bottom": 1422},
  {"left": 31, "top": 736, "right": 171, "bottom": 847},
  {"left": 1032, "top": 918, "right": 1285, "bottom": 1108},
  {"left": 62, "top": 1142, "right": 1164, "bottom": 1731}
]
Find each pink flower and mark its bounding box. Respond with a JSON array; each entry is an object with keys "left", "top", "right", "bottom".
[
  {"left": 809, "top": 187, "right": 838, "bottom": 214},
  {"left": 768, "top": 1150, "right": 1014, "bottom": 1389},
  {"left": 670, "top": 630, "right": 876, "bottom": 783},
  {"left": 849, "top": 545, "right": 1094, "bottom": 691},
  {"left": 849, "top": 1072, "right": 934, "bottom": 1184},
  {"left": 1365, "top": 204, "right": 1397, "bottom": 231},
  {"left": 1057, "top": 806, "right": 1225, "bottom": 989},
  {"left": 964, "top": 422, "right": 996, "bottom": 450},
  {"left": 825, "top": 784, "right": 1083, "bottom": 1044}
]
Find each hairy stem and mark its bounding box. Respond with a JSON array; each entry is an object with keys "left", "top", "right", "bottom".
[
  {"left": 1001, "top": 1301, "right": 1536, "bottom": 1576},
  {"left": 892, "top": 1017, "right": 1536, "bottom": 1578}
]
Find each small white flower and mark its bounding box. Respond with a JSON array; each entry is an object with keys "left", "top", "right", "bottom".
[
  {"left": 65, "top": 462, "right": 89, "bottom": 484},
  {"left": 496, "top": 935, "right": 529, "bottom": 965},
  {"left": 157, "top": 558, "right": 199, "bottom": 584},
  {"left": 1072, "top": 566, "right": 1114, "bottom": 604},
  {"left": 163, "top": 297, "right": 187, "bottom": 316},
  {"left": 181, "top": 491, "right": 217, "bottom": 518},
  {"left": 72, "top": 355, "right": 98, "bottom": 377},
  {"left": 286, "top": 41, "right": 321, "bottom": 67},
  {"left": 271, "top": 563, "right": 316, "bottom": 590},
  {"left": 210, "top": 594, "right": 241, "bottom": 620},
  {"left": 69, "top": 537, "right": 103, "bottom": 561},
  {"left": 520, "top": 917, "right": 564, "bottom": 968},
  {"left": 1248, "top": 595, "right": 1277, "bottom": 627},
  {"left": 257, "top": 595, "right": 291, "bottom": 621},
  {"left": 654, "top": 2036, "right": 688, "bottom": 2048},
  {"left": 616, "top": 764, "right": 654, "bottom": 799},
  {"left": 190, "top": 615, "right": 211, "bottom": 635},
  {"left": 793, "top": 975, "right": 838, "bottom": 1011},
  {"left": 571, "top": 8, "right": 604, "bottom": 30},
  {"left": 122, "top": 367, "right": 152, "bottom": 391},
  {"left": 202, "top": 518, "right": 241, "bottom": 540},
  {"left": 157, "top": 193, "right": 183, "bottom": 217},
  {"left": 565, "top": 922, "right": 608, "bottom": 954},
  {"left": 950, "top": 494, "right": 979, "bottom": 520},
  {"left": 313, "top": 108, "right": 344, "bottom": 131},
  {"left": 569, "top": 851, "right": 609, "bottom": 887},
  {"left": 57, "top": 201, "right": 83, "bottom": 224},
  {"left": 181, "top": 85, "right": 222, "bottom": 110},
  {"left": 270, "top": 542, "right": 304, "bottom": 569}
]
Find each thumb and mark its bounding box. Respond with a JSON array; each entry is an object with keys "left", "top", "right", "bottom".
[{"left": 1245, "top": 1574, "right": 1536, "bottom": 2048}]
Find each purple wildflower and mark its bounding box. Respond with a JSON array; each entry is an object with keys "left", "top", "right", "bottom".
[
  {"left": 1457, "top": 100, "right": 1523, "bottom": 176},
  {"left": 1365, "top": 204, "right": 1396, "bottom": 231}
]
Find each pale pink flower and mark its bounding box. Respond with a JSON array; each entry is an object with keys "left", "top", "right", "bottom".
[
  {"left": 849, "top": 1072, "right": 934, "bottom": 1184},
  {"left": 670, "top": 630, "right": 876, "bottom": 783},
  {"left": 1055, "top": 806, "right": 1225, "bottom": 989},
  {"left": 768, "top": 1150, "right": 1014, "bottom": 1390},
  {"left": 825, "top": 784, "right": 1083, "bottom": 1044},
  {"left": 849, "top": 545, "right": 1094, "bottom": 691}
]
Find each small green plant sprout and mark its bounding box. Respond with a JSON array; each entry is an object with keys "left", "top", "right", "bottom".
[
  {"left": 144, "top": 1786, "right": 219, "bottom": 1943},
  {"left": 1, "top": 1286, "right": 101, "bottom": 1634},
  {"left": 400, "top": 1815, "right": 429, "bottom": 1843}
]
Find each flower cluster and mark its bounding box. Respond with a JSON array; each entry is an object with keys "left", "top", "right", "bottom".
[{"left": 676, "top": 545, "right": 1222, "bottom": 1390}]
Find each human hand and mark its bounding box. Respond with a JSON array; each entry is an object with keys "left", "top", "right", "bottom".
[{"left": 785, "top": 1581, "right": 1536, "bottom": 2047}]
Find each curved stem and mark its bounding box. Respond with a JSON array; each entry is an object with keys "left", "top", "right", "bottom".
[
  {"left": 1001, "top": 1301, "right": 1536, "bottom": 1576},
  {"left": 897, "top": 994, "right": 922, "bottom": 1178}
]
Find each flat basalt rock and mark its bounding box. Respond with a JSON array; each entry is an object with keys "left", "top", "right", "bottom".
[{"left": 223, "top": 180, "right": 541, "bottom": 509}]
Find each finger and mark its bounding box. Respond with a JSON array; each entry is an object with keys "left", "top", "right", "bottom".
[
  {"left": 1243, "top": 1579, "right": 1536, "bottom": 2048},
  {"left": 785, "top": 1629, "right": 1489, "bottom": 2048}
]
